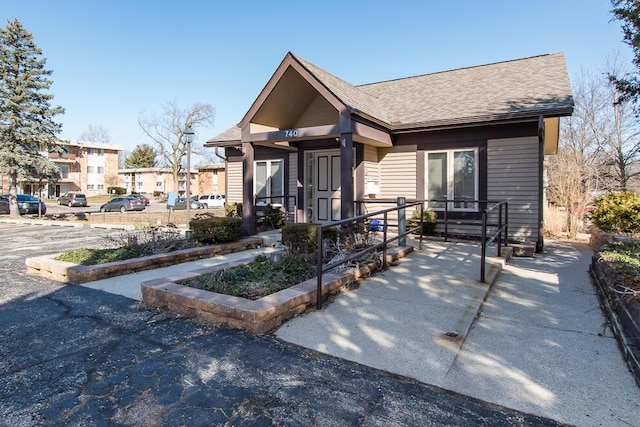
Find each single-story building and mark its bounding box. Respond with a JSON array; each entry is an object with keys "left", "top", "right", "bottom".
[{"left": 206, "top": 52, "right": 573, "bottom": 251}]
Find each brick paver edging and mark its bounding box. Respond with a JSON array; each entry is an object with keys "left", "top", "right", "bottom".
[
  {"left": 25, "top": 237, "right": 263, "bottom": 283},
  {"left": 141, "top": 246, "right": 414, "bottom": 334}
]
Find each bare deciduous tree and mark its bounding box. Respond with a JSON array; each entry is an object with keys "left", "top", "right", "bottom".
[
  {"left": 547, "top": 58, "right": 640, "bottom": 236},
  {"left": 138, "top": 101, "right": 214, "bottom": 194},
  {"left": 599, "top": 58, "right": 640, "bottom": 190},
  {"left": 79, "top": 124, "right": 111, "bottom": 143}
]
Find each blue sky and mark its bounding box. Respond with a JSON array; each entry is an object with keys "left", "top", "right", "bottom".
[{"left": 1, "top": 0, "right": 633, "bottom": 156}]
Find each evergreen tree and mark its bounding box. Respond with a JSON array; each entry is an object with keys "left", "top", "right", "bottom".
[
  {"left": 124, "top": 144, "right": 157, "bottom": 168},
  {"left": 610, "top": 0, "right": 640, "bottom": 107},
  {"left": 0, "top": 19, "right": 64, "bottom": 216}
]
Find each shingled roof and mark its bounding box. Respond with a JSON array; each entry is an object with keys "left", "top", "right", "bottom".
[
  {"left": 297, "top": 52, "right": 573, "bottom": 129},
  {"left": 208, "top": 52, "right": 573, "bottom": 143}
]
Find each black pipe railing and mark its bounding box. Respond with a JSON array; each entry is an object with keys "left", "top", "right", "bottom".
[
  {"left": 315, "top": 201, "right": 424, "bottom": 309},
  {"left": 355, "top": 198, "right": 509, "bottom": 283},
  {"left": 480, "top": 201, "right": 508, "bottom": 282}
]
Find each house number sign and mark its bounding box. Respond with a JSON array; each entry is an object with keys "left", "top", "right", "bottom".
[{"left": 284, "top": 129, "right": 299, "bottom": 138}]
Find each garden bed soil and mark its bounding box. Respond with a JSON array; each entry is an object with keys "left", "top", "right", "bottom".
[
  {"left": 25, "top": 237, "right": 262, "bottom": 283},
  {"left": 590, "top": 255, "right": 640, "bottom": 387}
]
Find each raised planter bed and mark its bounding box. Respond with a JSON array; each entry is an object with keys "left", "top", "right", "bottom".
[
  {"left": 590, "top": 256, "right": 640, "bottom": 387},
  {"left": 25, "top": 237, "right": 262, "bottom": 284},
  {"left": 142, "top": 246, "right": 414, "bottom": 334}
]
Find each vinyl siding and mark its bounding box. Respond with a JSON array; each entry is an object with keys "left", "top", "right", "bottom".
[
  {"left": 487, "top": 137, "right": 539, "bottom": 242},
  {"left": 363, "top": 145, "right": 380, "bottom": 198},
  {"left": 363, "top": 145, "right": 417, "bottom": 223},
  {"left": 378, "top": 145, "right": 417, "bottom": 200},
  {"left": 226, "top": 158, "right": 243, "bottom": 204},
  {"left": 294, "top": 94, "right": 337, "bottom": 127},
  {"left": 288, "top": 152, "right": 298, "bottom": 220}
]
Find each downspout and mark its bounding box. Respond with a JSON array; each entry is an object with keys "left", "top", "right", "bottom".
[
  {"left": 214, "top": 147, "right": 226, "bottom": 162},
  {"left": 537, "top": 115, "right": 545, "bottom": 253}
]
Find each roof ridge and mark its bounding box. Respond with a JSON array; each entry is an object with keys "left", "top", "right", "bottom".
[{"left": 357, "top": 53, "right": 563, "bottom": 88}]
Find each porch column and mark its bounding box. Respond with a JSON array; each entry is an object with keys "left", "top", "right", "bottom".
[
  {"left": 242, "top": 142, "right": 256, "bottom": 236},
  {"left": 340, "top": 133, "right": 354, "bottom": 219},
  {"left": 537, "top": 116, "right": 544, "bottom": 253}
]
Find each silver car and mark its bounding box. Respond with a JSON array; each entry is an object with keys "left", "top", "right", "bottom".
[{"left": 99, "top": 197, "right": 145, "bottom": 213}]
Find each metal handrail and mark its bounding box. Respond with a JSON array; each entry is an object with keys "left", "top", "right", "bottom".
[
  {"left": 356, "top": 198, "right": 509, "bottom": 283},
  {"left": 480, "top": 201, "right": 509, "bottom": 282},
  {"left": 315, "top": 201, "right": 424, "bottom": 309}
]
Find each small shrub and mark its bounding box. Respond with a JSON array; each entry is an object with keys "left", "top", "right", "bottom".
[
  {"left": 262, "top": 204, "right": 287, "bottom": 229},
  {"left": 408, "top": 208, "right": 438, "bottom": 235},
  {"left": 282, "top": 223, "right": 338, "bottom": 255},
  {"left": 225, "top": 203, "right": 242, "bottom": 218},
  {"left": 598, "top": 238, "right": 640, "bottom": 301},
  {"left": 591, "top": 191, "right": 640, "bottom": 234},
  {"left": 190, "top": 213, "right": 242, "bottom": 244},
  {"left": 153, "top": 191, "right": 163, "bottom": 198},
  {"left": 107, "top": 186, "right": 127, "bottom": 195}
]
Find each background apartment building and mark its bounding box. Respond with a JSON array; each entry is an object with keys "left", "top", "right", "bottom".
[
  {"left": 118, "top": 163, "right": 225, "bottom": 198},
  {"left": 118, "top": 168, "right": 198, "bottom": 197},
  {"left": 14, "top": 140, "right": 122, "bottom": 198}
]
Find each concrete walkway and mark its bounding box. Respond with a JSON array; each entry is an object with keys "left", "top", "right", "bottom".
[{"left": 275, "top": 240, "right": 640, "bottom": 427}]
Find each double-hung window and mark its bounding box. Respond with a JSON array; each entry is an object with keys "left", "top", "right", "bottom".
[
  {"left": 426, "top": 149, "right": 478, "bottom": 211},
  {"left": 254, "top": 160, "right": 283, "bottom": 206}
]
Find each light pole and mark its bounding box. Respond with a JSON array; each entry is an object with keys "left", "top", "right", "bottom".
[{"left": 184, "top": 124, "right": 195, "bottom": 234}]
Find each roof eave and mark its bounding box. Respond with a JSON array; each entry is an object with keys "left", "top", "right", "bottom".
[{"left": 389, "top": 107, "right": 574, "bottom": 133}]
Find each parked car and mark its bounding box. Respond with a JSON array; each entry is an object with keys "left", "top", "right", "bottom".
[
  {"left": 198, "top": 194, "right": 225, "bottom": 208},
  {"left": 129, "top": 193, "right": 150, "bottom": 205},
  {"left": 2, "top": 194, "right": 47, "bottom": 215},
  {"left": 57, "top": 193, "right": 87, "bottom": 207},
  {"left": 166, "top": 197, "right": 204, "bottom": 210},
  {"left": 99, "top": 197, "right": 145, "bottom": 213},
  {"left": 0, "top": 195, "right": 9, "bottom": 215}
]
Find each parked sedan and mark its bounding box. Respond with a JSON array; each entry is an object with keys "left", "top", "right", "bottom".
[
  {"left": 166, "top": 197, "right": 204, "bottom": 210},
  {"left": 99, "top": 197, "right": 145, "bottom": 213},
  {"left": 57, "top": 192, "right": 87, "bottom": 207},
  {"left": 0, "top": 195, "right": 9, "bottom": 215},
  {"left": 129, "top": 193, "right": 150, "bottom": 205},
  {"left": 4, "top": 194, "right": 47, "bottom": 215}
]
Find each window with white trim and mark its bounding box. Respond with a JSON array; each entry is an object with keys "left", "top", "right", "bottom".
[
  {"left": 254, "top": 160, "right": 283, "bottom": 205},
  {"left": 426, "top": 149, "right": 478, "bottom": 211}
]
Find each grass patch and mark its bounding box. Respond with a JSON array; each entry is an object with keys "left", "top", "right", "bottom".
[
  {"left": 57, "top": 247, "right": 154, "bottom": 265},
  {"left": 184, "top": 254, "right": 315, "bottom": 300},
  {"left": 55, "top": 227, "right": 194, "bottom": 265}
]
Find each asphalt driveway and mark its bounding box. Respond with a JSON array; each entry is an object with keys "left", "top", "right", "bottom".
[{"left": 0, "top": 223, "right": 566, "bottom": 426}]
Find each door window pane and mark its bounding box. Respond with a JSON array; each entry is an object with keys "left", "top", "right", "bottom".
[
  {"left": 426, "top": 149, "right": 477, "bottom": 211},
  {"left": 453, "top": 151, "right": 476, "bottom": 209},
  {"left": 254, "top": 160, "right": 283, "bottom": 205},
  {"left": 270, "top": 160, "right": 283, "bottom": 205},
  {"left": 255, "top": 162, "right": 268, "bottom": 202},
  {"left": 427, "top": 152, "right": 447, "bottom": 209}
]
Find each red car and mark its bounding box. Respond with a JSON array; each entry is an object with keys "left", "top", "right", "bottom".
[{"left": 129, "top": 194, "right": 150, "bottom": 205}]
